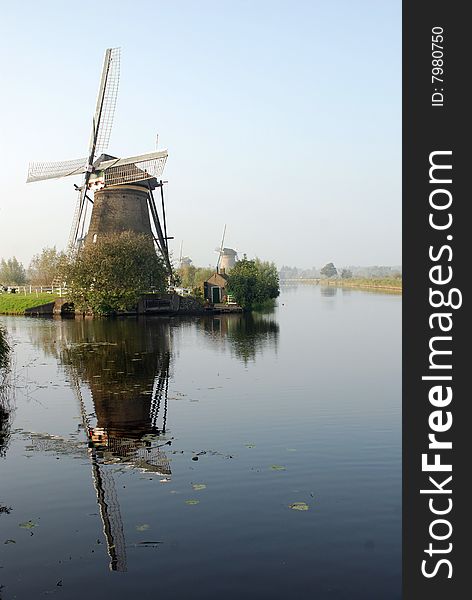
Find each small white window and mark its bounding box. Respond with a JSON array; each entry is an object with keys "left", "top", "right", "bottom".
[{"left": 93, "top": 234, "right": 97, "bottom": 244}]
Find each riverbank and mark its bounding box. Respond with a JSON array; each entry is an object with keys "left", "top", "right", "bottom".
[
  {"left": 281, "top": 277, "right": 402, "bottom": 292},
  {"left": 323, "top": 278, "right": 402, "bottom": 292},
  {"left": 0, "top": 293, "right": 60, "bottom": 315},
  {"left": 0, "top": 292, "right": 242, "bottom": 317}
]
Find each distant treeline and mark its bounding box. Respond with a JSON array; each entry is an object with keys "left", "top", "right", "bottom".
[{"left": 279, "top": 265, "right": 402, "bottom": 279}]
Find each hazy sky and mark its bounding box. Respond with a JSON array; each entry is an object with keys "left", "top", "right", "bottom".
[{"left": 0, "top": 0, "right": 400, "bottom": 269}]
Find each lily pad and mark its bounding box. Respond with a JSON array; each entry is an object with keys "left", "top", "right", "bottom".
[
  {"left": 136, "top": 524, "right": 150, "bottom": 532},
  {"left": 191, "top": 483, "right": 206, "bottom": 491},
  {"left": 289, "top": 502, "right": 309, "bottom": 511},
  {"left": 270, "top": 465, "right": 286, "bottom": 471},
  {"left": 185, "top": 499, "right": 200, "bottom": 505},
  {"left": 19, "top": 520, "right": 37, "bottom": 529}
]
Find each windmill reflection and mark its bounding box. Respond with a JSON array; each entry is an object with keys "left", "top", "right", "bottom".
[
  {"left": 59, "top": 319, "right": 174, "bottom": 571},
  {"left": 24, "top": 312, "right": 278, "bottom": 573}
]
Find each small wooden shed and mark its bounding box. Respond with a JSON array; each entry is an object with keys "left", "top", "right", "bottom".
[{"left": 204, "top": 272, "right": 228, "bottom": 304}]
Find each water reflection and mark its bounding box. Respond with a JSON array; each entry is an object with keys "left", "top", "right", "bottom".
[
  {"left": 63, "top": 321, "right": 174, "bottom": 571},
  {"left": 0, "top": 400, "right": 11, "bottom": 458},
  {"left": 23, "top": 314, "right": 279, "bottom": 573},
  {"left": 0, "top": 361, "right": 12, "bottom": 458},
  {"left": 1, "top": 338, "right": 13, "bottom": 519},
  {"left": 320, "top": 285, "right": 338, "bottom": 297},
  {"left": 197, "top": 312, "right": 279, "bottom": 363},
  {"left": 1, "top": 287, "right": 402, "bottom": 598},
  {"left": 25, "top": 319, "right": 174, "bottom": 572}
]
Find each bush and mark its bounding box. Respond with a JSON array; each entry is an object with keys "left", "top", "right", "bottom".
[
  {"left": 227, "top": 258, "right": 279, "bottom": 309},
  {"left": 64, "top": 232, "right": 168, "bottom": 315}
]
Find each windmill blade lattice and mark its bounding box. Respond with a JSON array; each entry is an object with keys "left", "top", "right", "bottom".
[
  {"left": 102, "top": 151, "right": 168, "bottom": 187},
  {"left": 90, "top": 48, "right": 120, "bottom": 158},
  {"left": 26, "top": 157, "right": 88, "bottom": 183}
]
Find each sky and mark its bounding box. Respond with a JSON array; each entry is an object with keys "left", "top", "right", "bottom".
[{"left": 0, "top": 0, "right": 401, "bottom": 269}]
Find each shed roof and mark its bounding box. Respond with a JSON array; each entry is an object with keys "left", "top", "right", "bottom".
[{"left": 206, "top": 272, "right": 228, "bottom": 287}]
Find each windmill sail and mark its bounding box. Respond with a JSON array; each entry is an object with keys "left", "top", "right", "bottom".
[
  {"left": 26, "top": 157, "right": 88, "bottom": 183},
  {"left": 99, "top": 150, "right": 168, "bottom": 187},
  {"left": 89, "top": 47, "right": 120, "bottom": 159}
]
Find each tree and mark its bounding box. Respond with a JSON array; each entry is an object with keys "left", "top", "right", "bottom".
[
  {"left": 340, "top": 268, "right": 352, "bottom": 279},
  {"left": 227, "top": 258, "right": 280, "bottom": 309},
  {"left": 0, "top": 257, "right": 27, "bottom": 285},
  {"left": 320, "top": 262, "right": 338, "bottom": 279},
  {"left": 176, "top": 264, "right": 214, "bottom": 292},
  {"left": 28, "top": 247, "right": 67, "bottom": 285},
  {"left": 64, "top": 232, "right": 168, "bottom": 315}
]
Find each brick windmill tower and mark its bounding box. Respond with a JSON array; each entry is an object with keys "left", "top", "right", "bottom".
[{"left": 27, "top": 48, "right": 173, "bottom": 277}]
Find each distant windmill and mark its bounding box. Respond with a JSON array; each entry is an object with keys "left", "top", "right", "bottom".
[
  {"left": 215, "top": 225, "right": 226, "bottom": 273},
  {"left": 27, "top": 48, "right": 173, "bottom": 277},
  {"left": 215, "top": 225, "right": 238, "bottom": 273}
]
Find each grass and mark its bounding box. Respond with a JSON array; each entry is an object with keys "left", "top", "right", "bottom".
[
  {"left": 0, "top": 293, "right": 60, "bottom": 315},
  {"left": 322, "top": 277, "right": 402, "bottom": 291}
]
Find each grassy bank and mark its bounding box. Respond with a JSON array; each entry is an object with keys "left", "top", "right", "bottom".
[
  {"left": 0, "top": 293, "right": 60, "bottom": 315},
  {"left": 323, "top": 278, "right": 402, "bottom": 292}
]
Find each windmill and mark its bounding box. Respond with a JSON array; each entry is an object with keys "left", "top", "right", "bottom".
[
  {"left": 27, "top": 48, "right": 173, "bottom": 277},
  {"left": 215, "top": 225, "right": 238, "bottom": 273}
]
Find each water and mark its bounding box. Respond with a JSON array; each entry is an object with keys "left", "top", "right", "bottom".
[{"left": 0, "top": 285, "right": 401, "bottom": 600}]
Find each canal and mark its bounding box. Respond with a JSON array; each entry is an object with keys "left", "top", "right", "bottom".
[{"left": 0, "top": 285, "right": 401, "bottom": 599}]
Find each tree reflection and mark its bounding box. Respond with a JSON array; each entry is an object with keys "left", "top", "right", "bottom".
[
  {"left": 320, "top": 285, "right": 338, "bottom": 297},
  {"left": 0, "top": 325, "right": 12, "bottom": 458},
  {"left": 197, "top": 312, "right": 279, "bottom": 364}
]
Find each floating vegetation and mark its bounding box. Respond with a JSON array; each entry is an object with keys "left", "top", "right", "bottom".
[
  {"left": 270, "top": 465, "right": 286, "bottom": 471},
  {"left": 191, "top": 483, "right": 206, "bottom": 491},
  {"left": 19, "top": 520, "right": 37, "bottom": 529},
  {"left": 288, "top": 502, "right": 309, "bottom": 511},
  {"left": 245, "top": 443, "right": 255, "bottom": 448},
  {"left": 136, "top": 524, "right": 150, "bottom": 532},
  {"left": 133, "top": 541, "right": 163, "bottom": 548},
  {"left": 185, "top": 499, "right": 200, "bottom": 505}
]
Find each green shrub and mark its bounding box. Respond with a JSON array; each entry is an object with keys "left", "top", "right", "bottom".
[
  {"left": 227, "top": 258, "right": 279, "bottom": 309},
  {"left": 64, "top": 232, "right": 168, "bottom": 315}
]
